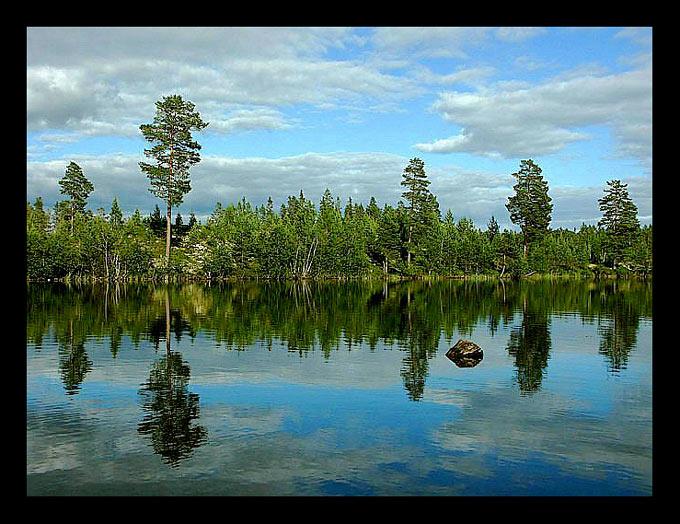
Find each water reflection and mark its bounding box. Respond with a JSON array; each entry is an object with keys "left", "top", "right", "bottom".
[
  {"left": 54, "top": 316, "right": 93, "bottom": 395},
  {"left": 26, "top": 279, "right": 653, "bottom": 494},
  {"left": 596, "top": 282, "right": 644, "bottom": 373},
  {"left": 58, "top": 338, "right": 92, "bottom": 395},
  {"left": 506, "top": 299, "right": 552, "bottom": 394},
  {"left": 137, "top": 289, "right": 207, "bottom": 467},
  {"left": 26, "top": 278, "right": 652, "bottom": 404},
  {"left": 399, "top": 285, "right": 440, "bottom": 401}
]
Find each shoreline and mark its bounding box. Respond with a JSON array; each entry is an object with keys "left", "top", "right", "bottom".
[{"left": 26, "top": 271, "right": 652, "bottom": 284}]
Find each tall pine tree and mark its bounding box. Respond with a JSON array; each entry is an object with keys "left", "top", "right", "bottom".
[{"left": 139, "top": 94, "right": 208, "bottom": 266}]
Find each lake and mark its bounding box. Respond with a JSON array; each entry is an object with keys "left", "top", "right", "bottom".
[{"left": 26, "top": 278, "right": 652, "bottom": 496}]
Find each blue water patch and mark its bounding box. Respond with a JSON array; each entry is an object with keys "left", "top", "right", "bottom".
[
  {"left": 193, "top": 381, "right": 462, "bottom": 448},
  {"left": 316, "top": 478, "right": 377, "bottom": 496},
  {"left": 26, "top": 280, "right": 653, "bottom": 496},
  {"left": 421, "top": 449, "right": 650, "bottom": 496}
]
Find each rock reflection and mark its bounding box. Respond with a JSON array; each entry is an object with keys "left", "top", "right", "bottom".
[
  {"left": 26, "top": 278, "right": 652, "bottom": 404},
  {"left": 137, "top": 289, "right": 207, "bottom": 467}
]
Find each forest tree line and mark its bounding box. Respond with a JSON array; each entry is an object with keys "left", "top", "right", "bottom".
[
  {"left": 25, "top": 163, "right": 652, "bottom": 281},
  {"left": 26, "top": 95, "right": 652, "bottom": 282}
]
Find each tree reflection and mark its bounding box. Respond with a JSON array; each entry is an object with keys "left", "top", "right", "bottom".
[
  {"left": 506, "top": 296, "right": 552, "bottom": 395},
  {"left": 138, "top": 289, "right": 207, "bottom": 467},
  {"left": 27, "top": 279, "right": 652, "bottom": 403},
  {"left": 58, "top": 338, "right": 92, "bottom": 395},
  {"left": 57, "top": 318, "right": 92, "bottom": 395},
  {"left": 597, "top": 282, "right": 642, "bottom": 372},
  {"left": 400, "top": 338, "right": 429, "bottom": 401},
  {"left": 399, "top": 285, "right": 440, "bottom": 401}
]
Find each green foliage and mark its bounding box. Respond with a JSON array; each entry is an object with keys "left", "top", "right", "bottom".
[
  {"left": 27, "top": 197, "right": 50, "bottom": 233},
  {"left": 58, "top": 162, "right": 95, "bottom": 234},
  {"left": 147, "top": 204, "right": 165, "bottom": 236},
  {"left": 487, "top": 215, "right": 499, "bottom": 243},
  {"left": 139, "top": 95, "right": 208, "bottom": 208},
  {"left": 400, "top": 157, "right": 435, "bottom": 266},
  {"left": 110, "top": 198, "right": 123, "bottom": 228},
  {"left": 139, "top": 94, "right": 208, "bottom": 265},
  {"left": 598, "top": 179, "right": 640, "bottom": 270},
  {"left": 316, "top": 189, "right": 345, "bottom": 276},
  {"left": 58, "top": 162, "right": 94, "bottom": 211},
  {"left": 138, "top": 347, "right": 207, "bottom": 466},
  {"left": 26, "top": 157, "right": 651, "bottom": 281},
  {"left": 506, "top": 159, "right": 553, "bottom": 255}
]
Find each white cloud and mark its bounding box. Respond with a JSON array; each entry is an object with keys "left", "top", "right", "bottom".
[
  {"left": 26, "top": 154, "right": 145, "bottom": 211},
  {"left": 207, "top": 108, "right": 295, "bottom": 134},
  {"left": 25, "top": 27, "right": 653, "bottom": 228},
  {"left": 26, "top": 66, "right": 123, "bottom": 131},
  {"left": 26, "top": 27, "right": 418, "bottom": 139},
  {"left": 415, "top": 66, "right": 652, "bottom": 171},
  {"left": 27, "top": 27, "right": 354, "bottom": 65},
  {"left": 371, "top": 27, "right": 490, "bottom": 59},
  {"left": 26, "top": 151, "right": 409, "bottom": 219},
  {"left": 413, "top": 65, "right": 496, "bottom": 87},
  {"left": 370, "top": 27, "right": 546, "bottom": 59}
]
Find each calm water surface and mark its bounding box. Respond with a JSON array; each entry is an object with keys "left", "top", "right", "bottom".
[{"left": 26, "top": 279, "right": 652, "bottom": 496}]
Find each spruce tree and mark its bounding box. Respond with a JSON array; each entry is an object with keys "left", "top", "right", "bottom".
[
  {"left": 505, "top": 159, "right": 553, "bottom": 258},
  {"left": 58, "top": 161, "right": 94, "bottom": 234},
  {"left": 148, "top": 204, "right": 164, "bottom": 236},
  {"left": 27, "top": 197, "right": 49, "bottom": 233},
  {"left": 598, "top": 179, "right": 639, "bottom": 270},
  {"left": 318, "top": 189, "right": 343, "bottom": 276},
  {"left": 487, "top": 216, "right": 499, "bottom": 243},
  {"left": 110, "top": 198, "right": 123, "bottom": 228},
  {"left": 400, "top": 157, "right": 432, "bottom": 267},
  {"left": 139, "top": 94, "right": 208, "bottom": 266},
  {"left": 367, "top": 196, "right": 380, "bottom": 220}
]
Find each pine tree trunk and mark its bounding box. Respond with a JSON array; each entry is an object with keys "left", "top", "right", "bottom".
[
  {"left": 166, "top": 202, "right": 172, "bottom": 267},
  {"left": 104, "top": 241, "right": 109, "bottom": 279},
  {"left": 408, "top": 200, "right": 414, "bottom": 266},
  {"left": 166, "top": 130, "right": 174, "bottom": 270}
]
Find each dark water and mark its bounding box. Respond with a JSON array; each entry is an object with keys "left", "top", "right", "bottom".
[{"left": 26, "top": 279, "right": 652, "bottom": 496}]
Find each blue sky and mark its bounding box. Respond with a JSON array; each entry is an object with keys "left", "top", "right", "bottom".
[{"left": 26, "top": 27, "right": 652, "bottom": 229}]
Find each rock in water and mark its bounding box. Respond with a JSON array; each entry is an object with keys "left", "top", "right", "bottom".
[{"left": 446, "top": 339, "right": 483, "bottom": 368}]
